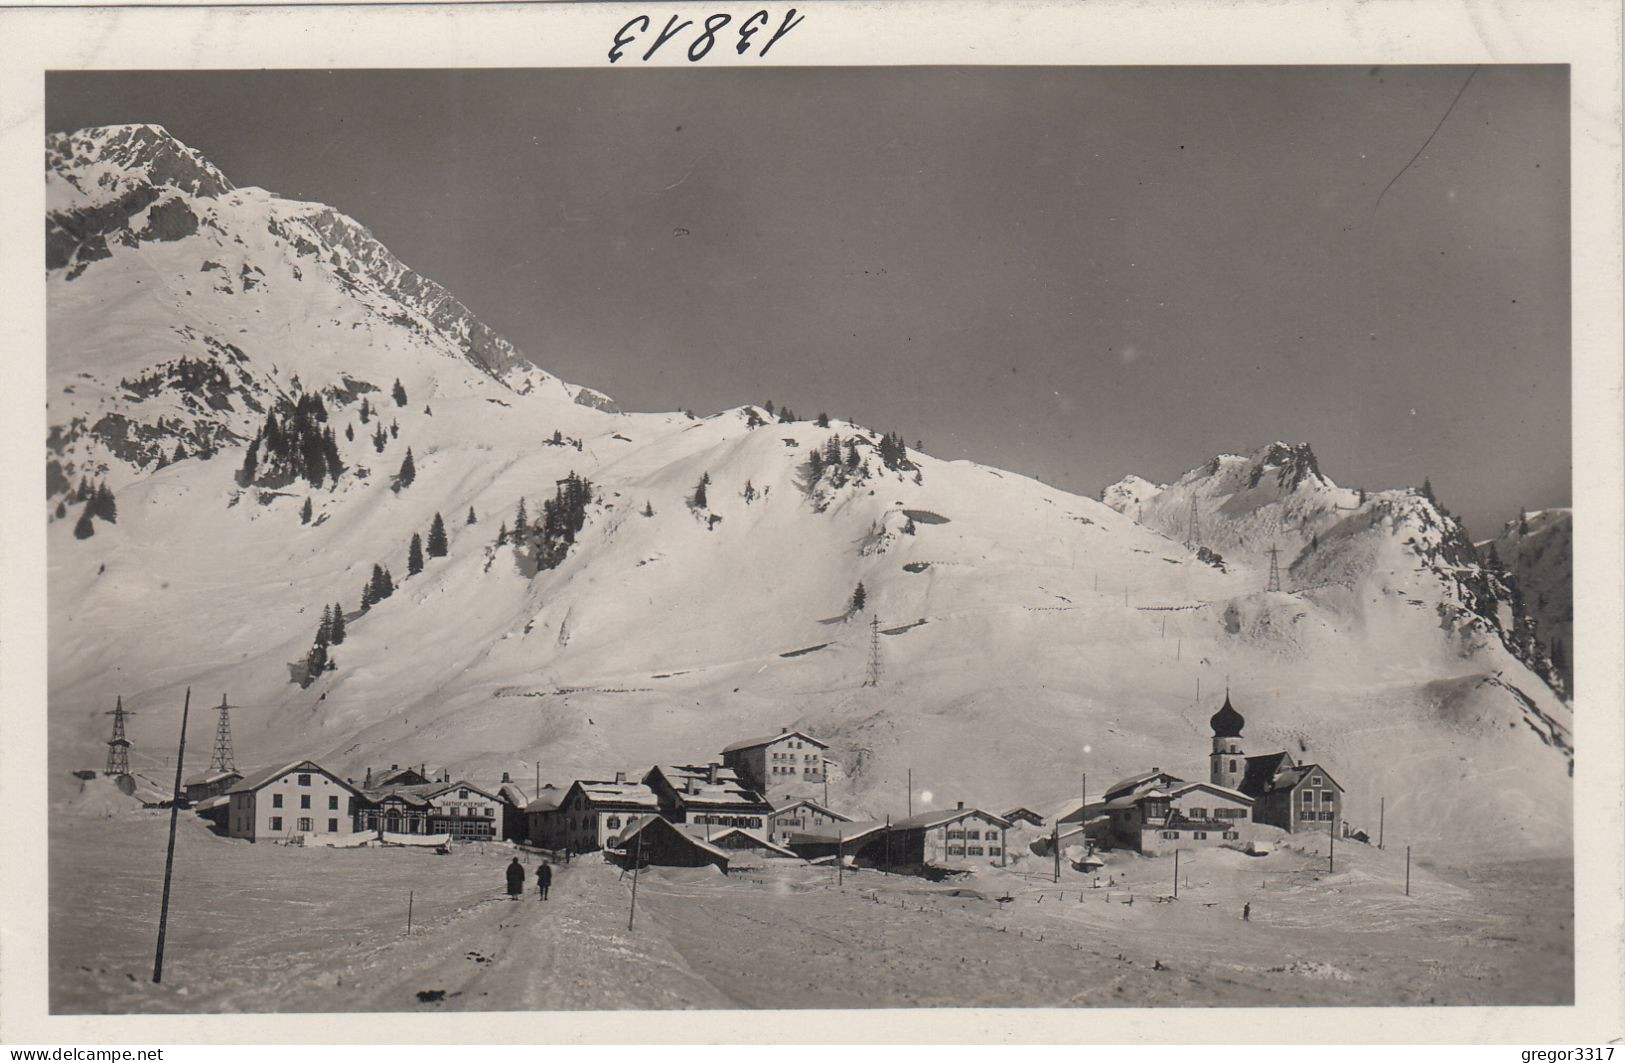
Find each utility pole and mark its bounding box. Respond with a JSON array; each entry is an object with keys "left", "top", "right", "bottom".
[
  {"left": 627, "top": 829, "right": 643, "bottom": 931},
  {"left": 1328, "top": 822, "right": 1335, "bottom": 874},
  {"left": 153, "top": 687, "right": 191, "bottom": 983},
  {"left": 105, "top": 696, "right": 135, "bottom": 776},
  {"left": 1173, "top": 848, "right": 1180, "bottom": 899},
  {"left": 907, "top": 769, "right": 913, "bottom": 817},
  {"left": 1405, "top": 845, "right": 1411, "bottom": 896},
  {"left": 1052, "top": 821, "right": 1061, "bottom": 883},
  {"left": 823, "top": 761, "right": 829, "bottom": 807},
  {"left": 1266, "top": 543, "right": 1282, "bottom": 593},
  {"left": 209, "top": 694, "right": 235, "bottom": 773},
  {"left": 1378, "top": 797, "right": 1385, "bottom": 850},
  {"left": 837, "top": 829, "right": 844, "bottom": 887},
  {"left": 1187, "top": 495, "right": 1200, "bottom": 548}
]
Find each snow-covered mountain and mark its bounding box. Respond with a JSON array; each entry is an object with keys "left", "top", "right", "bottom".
[
  {"left": 1101, "top": 444, "right": 1565, "bottom": 699},
  {"left": 1479, "top": 509, "right": 1573, "bottom": 695},
  {"left": 46, "top": 127, "right": 1572, "bottom": 863}
]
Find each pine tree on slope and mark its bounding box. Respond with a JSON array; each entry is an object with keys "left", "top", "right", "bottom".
[
  {"left": 427, "top": 513, "right": 448, "bottom": 557},
  {"left": 408, "top": 534, "right": 425, "bottom": 576}
]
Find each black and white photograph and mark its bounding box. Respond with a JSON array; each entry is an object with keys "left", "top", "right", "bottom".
[{"left": 2, "top": 0, "right": 1621, "bottom": 1045}]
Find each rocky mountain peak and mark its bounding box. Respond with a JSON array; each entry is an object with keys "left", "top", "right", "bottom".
[
  {"left": 1243, "top": 441, "right": 1325, "bottom": 492},
  {"left": 48, "top": 124, "right": 234, "bottom": 203}
]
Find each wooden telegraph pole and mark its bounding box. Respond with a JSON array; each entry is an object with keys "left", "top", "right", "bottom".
[
  {"left": 1052, "top": 821, "right": 1061, "bottom": 883},
  {"left": 906, "top": 769, "right": 913, "bottom": 817},
  {"left": 1405, "top": 845, "right": 1411, "bottom": 896},
  {"left": 152, "top": 687, "right": 191, "bottom": 983},
  {"left": 1378, "top": 796, "right": 1385, "bottom": 849},
  {"left": 627, "top": 828, "right": 643, "bottom": 931},
  {"left": 1328, "top": 814, "right": 1336, "bottom": 874},
  {"left": 837, "top": 828, "right": 844, "bottom": 887},
  {"left": 1173, "top": 848, "right": 1180, "bottom": 899}
]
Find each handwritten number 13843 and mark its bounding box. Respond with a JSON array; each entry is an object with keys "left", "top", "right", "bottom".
[{"left": 610, "top": 10, "right": 805, "bottom": 63}]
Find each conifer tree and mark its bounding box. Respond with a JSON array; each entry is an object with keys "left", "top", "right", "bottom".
[
  {"left": 329, "top": 602, "right": 346, "bottom": 645},
  {"left": 390, "top": 419, "right": 399, "bottom": 440},
  {"left": 323, "top": 428, "right": 342, "bottom": 484},
  {"left": 320, "top": 604, "right": 334, "bottom": 644},
  {"left": 816, "top": 412, "right": 830, "bottom": 428},
  {"left": 515, "top": 499, "right": 528, "bottom": 535},
  {"left": 808, "top": 448, "right": 824, "bottom": 478},
  {"left": 467, "top": 506, "right": 478, "bottom": 526},
  {"left": 778, "top": 407, "right": 795, "bottom": 423},
  {"left": 239, "top": 435, "right": 260, "bottom": 486},
  {"left": 73, "top": 505, "right": 95, "bottom": 539},
  {"left": 361, "top": 579, "right": 375, "bottom": 611},
  {"left": 173, "top": 442, "right": 187, "bottom": 463},
  {"left": 643, "top": 501, "right": 654, "bottom": 517},
  {"left": 93, "top": 483, "right": 118, "bottom": 523},
  {"left": 408, "top": 533, "right": 425, "bottom": 576},
  {"left": 1358, "top": 486, "right": 1366, "bottom": 505},
  {"left": 396, "top": 448, "right": 416, "bottom": 490},
  {"left": 851, "top": 581, "right": 867, "bottom": 612},
  {"left": 903, "top": 516, "right": 917, "bottom": 535},
  {"left": 1550, "top": 636, "right": 1567, "bottom": 675},
  {"left": 301, "top": 497, "right": 313, "bottom": 524},
  {"left": 54, "top": 500, "right": 66, "bottom": 520},
  {"left": 1422, "top": 477, "right": 1436, "bottom": 503},
  {"left": 497, "top": 520, "right": 509, "bottom": 546},
  {"left": 742, "top": 480, "right": 756, "bottom": 503},
  {"left": 692, "top": 476, "right": 708, "bottom": 509},
  {"left": 765, "top": 400, "right": 775, "bottom": 415},
  {"left": 345, "top": 423, "right": 355, "bottom": 442},
  {"left": 427, "top": 513, "right": 448, "bottom": 557},
  {"left": 552, "top": 429, "right": 564, "bottom": 445},
  {"left": 392, "top": 378, "right": 408, "bottom": 407},
  {"left": 373, "top": 425, "right": 388, "bottom": 453},
  {"left": 359, "top": 397, "right": 371, "bottom": 424},
  {"left": 424, "top": 405, "right": 433, "bottom": 416}
]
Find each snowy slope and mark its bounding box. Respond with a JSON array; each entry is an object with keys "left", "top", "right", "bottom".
[{"left": 46, "top": 128, "right": 1572, "bottom": 863}]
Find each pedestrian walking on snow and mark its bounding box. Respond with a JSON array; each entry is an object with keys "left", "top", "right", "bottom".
[
  {"left": 1243, "top": 902, "right": 1251, "bottom": 921},
  {"left": 536, "top": 861, "right": 552, "bottom": 900},
  {"left": 505, "top": 856, "right": 525, "bottom": 900}
]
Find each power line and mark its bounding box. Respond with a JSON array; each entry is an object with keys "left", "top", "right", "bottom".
[
  {"left": 105, "top": 695, "right": 135, "bottom": 776},
  {"left": 863, "top": 615, "right": 883, "bottom": 687},
  {"left": 210, "top": 694, "right": 236, "bottom": 773}
]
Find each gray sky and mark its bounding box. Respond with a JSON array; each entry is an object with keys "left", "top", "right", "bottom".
[{"left": 47, "top": 67, "right": 1570, "bottom": 537}]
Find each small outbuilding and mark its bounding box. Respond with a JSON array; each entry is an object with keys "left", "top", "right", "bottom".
[{"left": 610, "top": 815, "right": 731, "bottom": 871}]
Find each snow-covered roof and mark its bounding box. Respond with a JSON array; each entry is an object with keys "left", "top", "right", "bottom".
[
  {"left": 184, "top": 769, "right": 240, "bottom": 788},
  {"left": 770, "top": 797, "right": 851, "bottom": 821},
  {"left": 573, "top": 778, "right": 660, "bottom": 810},
  {"left": 1002, "top": 806, "right": 1046, "bottom": 825},
  {"left": 1102, "top": 769, "right": 1183, "bottom": 800},
  {"left": 227, "top": 759, "right": 361, "bottom": 798},
  {"left": 495, "top": 782, "right": 528, "bottom": 806},
  {"left": 191, "top": 793, "right": 229, "bottom": 812},
  {"left": 721, "top": 730, "right": 828, "bottom": 754},
  {"left": 890, "top": 806, "right": 1012, "bottom": 832},
  {"left": 1105, "top": 788, "right": 1171, "bottom": 810},
  {"left": 1169, "top": 781, "right": 1254, "bottom": 804},
  {"left": 648, "top": 765, "right": 772, "bottom": 809},
  {"left": 786, "top": 821, "right": 887, "bottom": 846},
  {"left": 706, "top": 829, "right": 798, "bottom": 858},
  {"left": 613, "top": 815, "right": 733, "bottom": 863}
]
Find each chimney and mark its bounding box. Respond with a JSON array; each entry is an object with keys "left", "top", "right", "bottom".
[
  {"left": 419, "top": 763, "right": 426, "bottom": 779},
  {"left": 957, "top": 800, "right": 964, "bottom": 810},
  {"left": 685, "top": 777, "right": 697, "bottom": 795},
  {"left": 501, "top": 771, "right": 512, "bottom": 784},
  {"left": 364, "top": 768, "right": 373, "bottom": 788},
  {"left": 391, "top": 764, "right": 399, "bottom": 771},
  {"left": 708, "top": 762, "right": 720, "bottom": 785},
  {"left": 615, "top": 771, "right": 627, "bottom": 785}
]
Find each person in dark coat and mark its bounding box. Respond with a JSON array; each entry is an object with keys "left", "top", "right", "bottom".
[
  {"left": 536, "top": 861, "right": 552, "bottom": 900},
  {"left": 505, "top": 857, "right": 525, "bottom": 899}
]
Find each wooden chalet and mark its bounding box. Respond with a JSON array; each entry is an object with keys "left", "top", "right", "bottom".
[
  {"left": 536, "top": 774, "right": 661, "bottom": 852},
  {"left": 767, "top": 797, "right": 852, "bottom": 846},
  {"left": 609, "top": 814, "right": 731, "bottom": 871},
  {"left": 880, "top": 804, "right": 1013, "bottom": 869}
]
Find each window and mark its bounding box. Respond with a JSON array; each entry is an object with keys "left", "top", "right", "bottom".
[
  {"left": 947, "top": 830, "right": 965, "bottom": 840},
  {"left": 606, "top": 816, "right": 621, "bottom": 829},
  {"left": 989, "top": 846, "right": 1002, "bottom": 855},
  {"left": 1320, "top": 811, "right": 1334, "bottom": 821},
  {"left": 750, "top": 817, "right": 762, "bottom": 827},
  {"left": 1223, "top": 831, "right": 1239, "bottom": 840},
  {"left": 946, "top": 845, "right": 965, "bottom": 856},
  {"left": 1302, "top": 790, "right": 1315, "bottom": 804},
  {"left": 1194, "top": 831, "right": 1207, "bottom": 840},
  {"left": 1311, "top": 775, "right": 1322, "bottom": 785},
  {"left": 298, "top": 774, "right": 312, "bottom": 786},
  {"left": 298, "top": 817, "right": 313, "bottom": 832},
  {"left": 1229, "top": 759, "right": 1237, "bottom": 772},
  {"left": 1188, "top": 807, "right": 1207, "bottom": 819},
  {"left": 967, "top": 846, "right": 984, "bottom": 856},
  {"left": 271, "top": 816, "right": 283, "bottom": 831},
  {"left": 1321, "top": 791, "right": 1334, "bottom": 803},
  {"left": 485, "top": 807, "right": 494, "bottom": 817},
  {"left": 328, "top": 795, "right": 339, "bottom": 810},
  {"left": 966, "top": 829, "right": 981, "bottom": 840},
  {"left": 327, "top": 818, "right": 338, "bottom": 832},
  {"left": 459, "top": 789, "right": 469, "bottom": 799},
  {"left": 272, "top": 793, "right": 283, "bottom": 808},
  {"left": 1161, "top": 830, "right": 1179, "bottom": 839},
  {"left": 300, "top": 795, "right": 311, "bottom": 809}
]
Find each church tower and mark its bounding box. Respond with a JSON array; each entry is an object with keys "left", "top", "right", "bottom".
[{"left": 1209, "top": 691, "right": 1246, "bottom": 790}]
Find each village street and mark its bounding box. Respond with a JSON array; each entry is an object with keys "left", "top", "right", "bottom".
[{"left": 50, "top": 807, "right": 1571, "bottom": 1013}]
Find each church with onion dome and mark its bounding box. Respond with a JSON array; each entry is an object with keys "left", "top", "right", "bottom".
[{"left": 1209, "top": 692, "right": 1345, "bottom": 835}]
